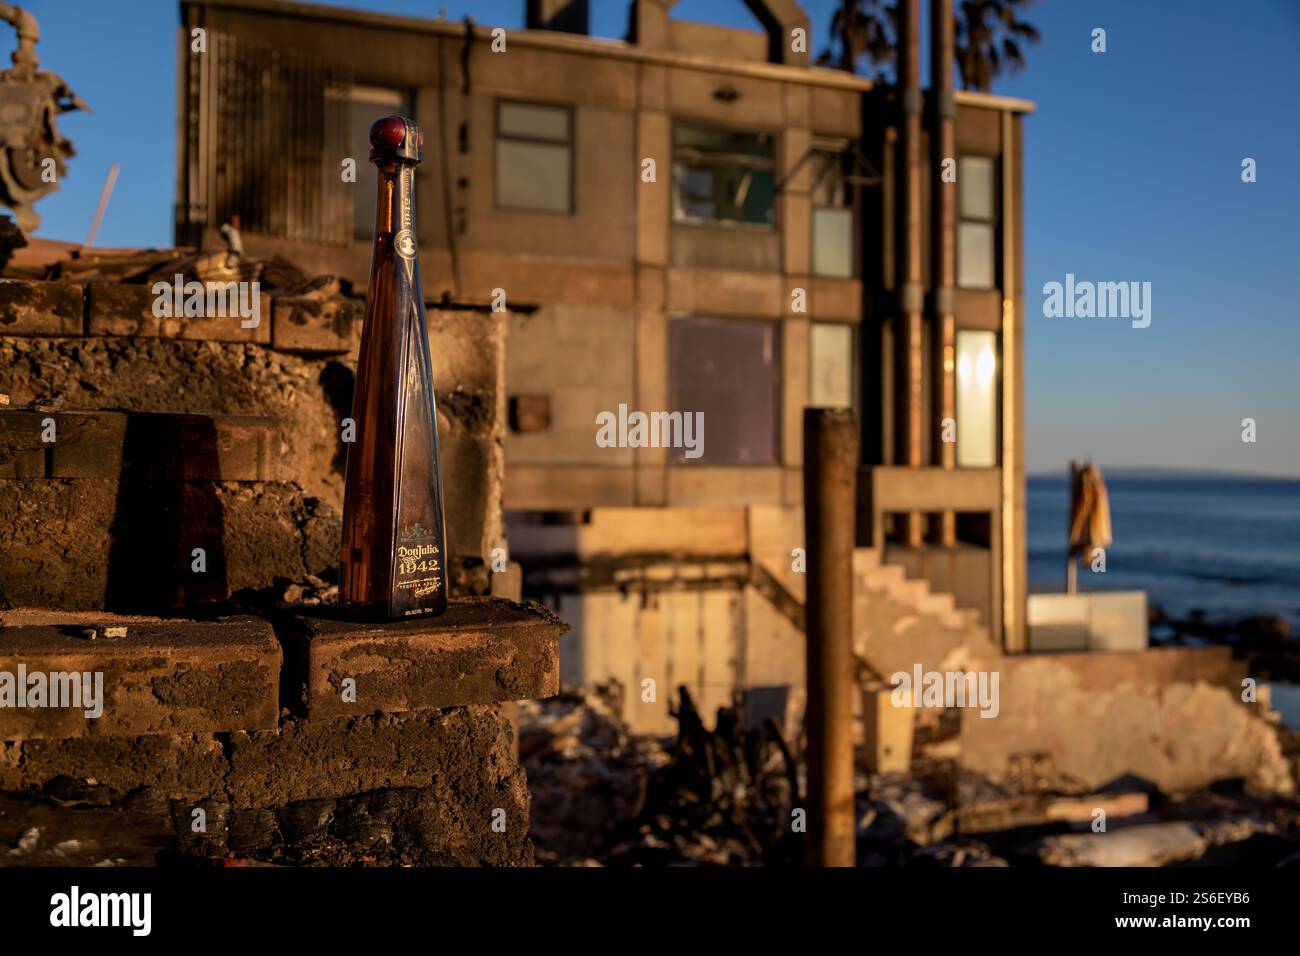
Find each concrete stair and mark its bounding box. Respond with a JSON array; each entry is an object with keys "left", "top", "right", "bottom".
[{"left": 853, "top": 547, "right": 986, "bottom": 637}]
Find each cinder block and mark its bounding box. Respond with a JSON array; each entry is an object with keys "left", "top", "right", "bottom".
[
  {"left": 0, "top": 616, "right": 281, "bottom": 740},
  {"left": 0, "top": 410, "right": 291, "bottom": 482},
  {"left": 0, "top": 410, "right": 131, "bottom": 479},
  {"left": 0, "top": 410, "right": 58, "bottom": 478},
  {"left": 158, "top": 290, "right": 272, "bottom": 345},
  {"left": 290, "top": 597, "right": 564, "bottom": 718},
  {"left": 427, "top": 310, "right": 504, "bottom": 395},
  {"left": 86, "top": 282, "right": 161, "bottom": 337},
  {"left": 271, "top": 295, "right": 363, "bottom": 354},
  {"left": 0, "top": 279, "right": 82, "bottom": 336},
  {"left": 0, "top": 730, "right": 230, "bottom": 796},
  {"left": 224, "top": 706, "right": 520, "bottom": 808},
  {"left": 0, "top": 705, "right": 524, "bottom": 813},
  {"left": 0, "top": 477, "right": 340, "bottom": 611},
  {"left": 113, "top": 413, "right": 293, "bottom": 482}
]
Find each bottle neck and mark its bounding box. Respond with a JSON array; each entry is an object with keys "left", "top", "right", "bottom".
[{"left": 374, "top": 161, "right": 417, "bottom": 241}]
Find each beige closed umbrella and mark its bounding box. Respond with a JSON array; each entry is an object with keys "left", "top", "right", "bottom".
[{"left": 1067, "top": 460, "right": 1112, "bottom": 594}]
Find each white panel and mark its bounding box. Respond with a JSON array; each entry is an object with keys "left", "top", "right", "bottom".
[
  {"left": 810, "top": 322, "right": 853, "bottom": 408},
  {"left": 812, "top": 206, "right": 853, "bottom": 278},
  {"left": 959, "top": 155, "right": 994, "bottom": 220},
  {"left": 957, "top": 221, "right": 995, "bottom": 289},
  {"left": 956, "top": 330, "right": 997, "bottom": 467}
]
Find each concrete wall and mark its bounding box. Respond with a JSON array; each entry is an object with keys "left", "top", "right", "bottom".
[
  {"left": 556, "top": 586, "right": 744, "bottom": 735},
  {"left": 961, "top": 648, "right": 1295, "bottom": 796}
]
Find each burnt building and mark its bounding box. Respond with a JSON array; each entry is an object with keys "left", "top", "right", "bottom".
[{"left": 175, "top": 0, "right": 1031, "bottom": 733}]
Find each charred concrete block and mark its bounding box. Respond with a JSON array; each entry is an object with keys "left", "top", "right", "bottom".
[
  {"left": 0, "top": 478, "right": 340, "bottom": 611},
  {"left": 0, "top": 279, "right": 82, "bottom": 336},
  {"left": 439, "top": 428, "right": 494, "bottom": 571},
  {"left": 0, "top": 410, "right": 129, "bottom": 479},
  {"left": 156, "top": 289, "right": 273, "bottom": 345},
  {"left": 290, "top": 598, "right": 563, "bottom": 718},
  {"left": 85, "top": 280, "right": 275, "bottom": 343},
  {"left": 0, "top": 408, "right": 292, "bottom": 482},
  {"left": 108, "top": 412, "right": 292, "bottom": 483},
  {"left": 428, "top": 309, "right": 504, "bottom": 398},
  {"left": 272, "top": 295, "right": 364, "bottom": 354},
  {"left": 0, "top": 705, "right": 522, "bottom": 807},
  {"left": 427, "top": 310, "right": 506, "bottom": 564},
  {"left": 86, "top": 282, "right": 161, "bottom": 337},
  {"left": 0, "top": 731, "right": 229, "bottom": 797},
  {"left": 0, "top": 409, "right": 59, "bottom": 477},
  {"left": 0, "top": 704, "right": 534, "bottom": 866},
  {"left": 0, "top": 616, "right": 280, "bottom": 740},
  {"left": 225, "top": 705, "right": 523, "bottom": 805}
]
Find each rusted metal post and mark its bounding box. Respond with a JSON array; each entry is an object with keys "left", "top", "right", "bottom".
[
  {"left": 803, "top": 407, "right": 858, "bottom": 868},
  {"left": 931, "top": 0, "right": 957, "bottom": 546},
  {"left": 896, "top": 0, "right": 925, "bottom": 546}
]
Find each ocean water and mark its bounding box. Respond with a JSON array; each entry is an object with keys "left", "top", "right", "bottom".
[{"left": 1027, "top": 476, "right": 1300, "bottom": 629}]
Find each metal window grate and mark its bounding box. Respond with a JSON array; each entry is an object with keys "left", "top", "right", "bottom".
[{"left": 179, "top": 30, "right": 353, "bottom": 247}]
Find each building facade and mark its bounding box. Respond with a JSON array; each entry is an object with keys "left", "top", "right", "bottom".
[{"left": 176, "top": 0, "right": 1031, "bottom": 732}]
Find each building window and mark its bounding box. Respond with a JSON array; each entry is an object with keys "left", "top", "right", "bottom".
[
  {"left": 811, "top": 143, "right": 854, "bottom": 277},
  {"left": 957, "top": 155, "right": 996, "bottom": 289},
  {"left": 955, "top": 330, "right": 997, "bottom": 467},
  {"left": 669, "top": 317, "right": 778, "bottom": 463},
  {"left": 672, "top": 124, "right": 776, "bottom": 227},
  {"left": 810, "top": 322, "right": 854, "bottom": 408},
  {"left": 349, "top": 85, "right": 411, "bottom": 239},
  {"left": 496, "top": 100, "right": 573, "bottom": 213}
]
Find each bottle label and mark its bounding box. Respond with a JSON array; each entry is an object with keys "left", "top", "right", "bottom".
[
  {"left": 394, "top": 522, "right": 442, "bottom": 612},
  {"left": 394, "top": 228, "right": 416, "bottom": 260},
  {"left": 395, "top": 165, "right": 416, "bottom": 259}
]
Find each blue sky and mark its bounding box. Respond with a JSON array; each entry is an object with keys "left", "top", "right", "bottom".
[{"left": 22, "top": 0, "right": 1300, "bottom": 476}]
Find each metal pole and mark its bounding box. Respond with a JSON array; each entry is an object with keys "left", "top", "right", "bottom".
[
  {"left": 896, "top": 0, "right": 924, "bottom": 546},
  {"left": 1066, "top": 461, "right": 1077, "bottom": 594},
  {"left": 931, "top": 0, "right": 957, "bottom": 545},
  {"left": 803, "top": 407, "right": 858, "bottom": 868},
  {"left": 84, "top": 163, "right": 120, "bottom": 248}
]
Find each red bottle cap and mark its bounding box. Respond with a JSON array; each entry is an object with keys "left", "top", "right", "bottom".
[
  {"left": 370, "top": 116, "right": 407, "bottom": 149},
  {"left": 369, "top": 116, "right": 423, "bottom": 165}
]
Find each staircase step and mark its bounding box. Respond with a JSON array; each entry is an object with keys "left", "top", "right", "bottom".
[
  {"left": 858, "top": 562, "right": 908, "bottom": 587},
  {"left": 852, "top": 547, "right": 882, "bottom": 570}
]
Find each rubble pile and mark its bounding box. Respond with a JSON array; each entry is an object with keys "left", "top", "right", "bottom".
[
  {"left": 600, "top": 688, "right": 801, "bottom": 866},
  {"left": 522, "top": 686, "right": 1300, "bottom": 867},
  {"left": 521, "top": 684, "right": 805, "bottom": 866},
  {"left": 518, "top": 683, "right": 668, "bottom": 865}
]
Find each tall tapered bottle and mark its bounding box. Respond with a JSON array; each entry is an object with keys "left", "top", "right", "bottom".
[{"left": 340, "top": 115, "right": 448, "bottom": 619}]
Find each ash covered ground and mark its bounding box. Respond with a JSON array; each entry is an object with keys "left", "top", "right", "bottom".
[{"left": 521, "top": 683, "right": 1300, "bottom": 868}]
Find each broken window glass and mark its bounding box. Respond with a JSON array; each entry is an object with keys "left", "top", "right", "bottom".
[{"left": 672, "top": 124, "right": 776, "bottom": 227}]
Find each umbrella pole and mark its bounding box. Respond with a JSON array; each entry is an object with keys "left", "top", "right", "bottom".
[{"left": 1065, "top": 461, "right": 1074, "bottom": 594}]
